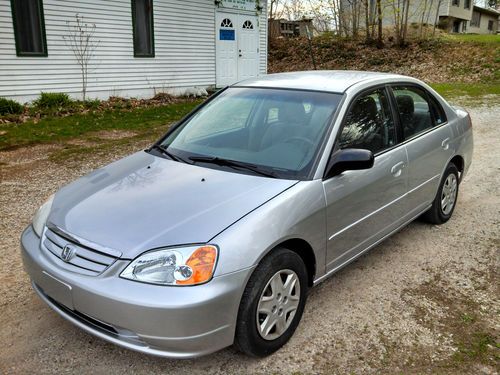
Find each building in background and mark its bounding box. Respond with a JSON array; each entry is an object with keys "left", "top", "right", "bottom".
[
  {"left": 268, "top": 18, "right": 314, "bottom": 38},
  {"left": 340, "top": 0, "right": 499, "bottom": 35},
  {"left": 467, "top": 5, "right": 500, "bottom": 34},
  {"left": 0, "top": 0, "right": 268, "bottom": 103},
  {"left": 438, "top": 2, "right": 500, "bottom": 34}
]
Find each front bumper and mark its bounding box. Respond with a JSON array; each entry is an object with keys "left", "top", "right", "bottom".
[{"left": 21, "top": 226, "right": 253, "bottom": 358}]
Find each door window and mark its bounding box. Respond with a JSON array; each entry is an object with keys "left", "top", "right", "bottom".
[
  {"left": 242, "top": 20, "right": 254, "bottom": 29},
  {"left": 339, "top": 88, "right": 396, "bottom": 154},
  {"left": 392, "top": 86, "right": 434, "bottom": 139},
  {"left": 220, "top": 18, "right": 233, "bottom": 28}
]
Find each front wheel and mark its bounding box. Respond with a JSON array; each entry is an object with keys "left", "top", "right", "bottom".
[
  {"left": 234, "top": 248, "right": 308, "bottom": 357},
  {"left": 423, "top": 163, "right": 459, "bottom": 224}
]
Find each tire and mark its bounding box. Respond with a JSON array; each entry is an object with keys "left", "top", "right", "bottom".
[
  {"left": 422, "top": 163, "right": 459, "bottom": 225},
  {"left": 234, "top": 248, "right": 308, "bottom": 357}
]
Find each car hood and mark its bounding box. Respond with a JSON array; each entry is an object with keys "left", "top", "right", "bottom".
[{"left": 48, "top": 151, "right": 298, "bottom": 259}]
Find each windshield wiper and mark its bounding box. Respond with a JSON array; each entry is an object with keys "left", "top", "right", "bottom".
[
  {"left": 189, "top": 156, "right": 277, "bottom": 178},
  {"left": 150, "top": 144, "right": 188, "bottom": 163}
]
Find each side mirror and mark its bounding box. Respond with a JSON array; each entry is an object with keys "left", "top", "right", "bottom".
[{"left": 324, "top": 148, "right": 374, "bottom": 179}]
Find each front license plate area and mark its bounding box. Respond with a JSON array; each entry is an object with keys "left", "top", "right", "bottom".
[{"left": 37, "top": 271, "right": 74, "bottom": 310}]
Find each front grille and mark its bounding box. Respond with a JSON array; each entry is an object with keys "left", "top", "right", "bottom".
[{"left": 42, "top": 227, "right": 120, "bottom": 276}]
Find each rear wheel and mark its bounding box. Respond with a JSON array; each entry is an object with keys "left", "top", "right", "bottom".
[
  {"left": 234, "top": 248, "right": 308, "bottom": 357},
  {"left": 423, "top": 163, "right": 459, "bottom": 224}
]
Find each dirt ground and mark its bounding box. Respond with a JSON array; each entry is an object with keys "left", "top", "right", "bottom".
[{"left": 0, "top": 98, "right": 498, "bottom": 374}]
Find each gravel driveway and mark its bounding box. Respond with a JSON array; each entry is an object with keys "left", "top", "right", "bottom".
[{"left": 0, "top": 99, "right": 498, "bottom": 374}]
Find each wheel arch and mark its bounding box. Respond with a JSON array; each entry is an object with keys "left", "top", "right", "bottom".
[
  {"left": 449, "top": 154, "right": 465, "bottom": 181},
  {"left": 259, "top": 238, "right": 317, "bottom": 287}
]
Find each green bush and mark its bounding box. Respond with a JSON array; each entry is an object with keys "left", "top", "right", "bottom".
[
  {"left": 84, "top": 99, "right": 101, "bottom": 110},
  {"left": 0, "top": 97, "right": 23, "bottom": 116},
  {"left": 34, "top": 92, "right": 72, "bottom": 109}
]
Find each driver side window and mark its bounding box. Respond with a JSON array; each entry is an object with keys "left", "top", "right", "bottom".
[{"left": 339, "top": 88, "right": 396, "bottom": 154}]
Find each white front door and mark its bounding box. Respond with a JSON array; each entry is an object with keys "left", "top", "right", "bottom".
[
  {"left": 216, "top": 12, "right": 259, "bottom": 87},
  {"left": 237, "top": 15, "right": 259, "bottom": 81},
  {"left": 216, "top": 14, "right": 238, "bottom": 87}
]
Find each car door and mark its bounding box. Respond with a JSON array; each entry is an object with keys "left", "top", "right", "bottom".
[
  {"left": 390, "top": 85, "right": 454, "bottom": 212},
  {"left": 323, "top": 86, "right": 408, "bottom": 273}
]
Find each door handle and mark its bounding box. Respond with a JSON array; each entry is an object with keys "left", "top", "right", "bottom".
[
  {"left": 391, "top": 161, "right": 405, "bottom": 177},
  {"left": 441, "top": 138, "right": 450, "bottom": 150}
]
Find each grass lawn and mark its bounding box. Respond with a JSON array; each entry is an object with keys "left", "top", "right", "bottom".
[
  {"left": 0, "top": 100, "right": 201, "bottom": 151},
  {"left": 441, "top": 34, "right": 500, "bottom": 45},
  {"left": 431, "top": 83, "right": 500, "bottom": 98},
  {"left": 0, "top": 81, "right": 498, "bottom": 153}
]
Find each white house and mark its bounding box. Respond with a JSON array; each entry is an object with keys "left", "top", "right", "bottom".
[{"left": 0, "top": 0, "right": 268, "bottom": 103}]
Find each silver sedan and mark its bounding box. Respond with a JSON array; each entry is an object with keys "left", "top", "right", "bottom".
[{"left": 21, "top": 71, "right": 473, "bottom": 358}]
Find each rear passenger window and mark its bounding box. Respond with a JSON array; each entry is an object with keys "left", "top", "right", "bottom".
[
  {"left": 339, "top": 88, "right": 396, "bottom": 154},
  {"left": 392, "top": 86, "right": 434, "bottom": 139},
  {"left": 428, "top": 95, "right": 447, "bottom": 125}
]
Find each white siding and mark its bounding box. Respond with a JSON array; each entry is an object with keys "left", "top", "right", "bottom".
[
  {"left": 259, "top": 2, "right": 268, "bottom": 76},
  {"left": 0, "top": 0, "right": 268, "bottom": 102}
]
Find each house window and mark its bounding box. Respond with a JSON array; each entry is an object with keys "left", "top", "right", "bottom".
[
  {"left": 10, "top": 0, "right": 47, "bottom": 57},
  {"left": 488, "top": 20, "right": 494, "bottom": 31},
  {"left": 462, "top": 21, "right": 467, "bottom": 32},
  {"left": 452, "top": 0, "right": 459, "bottom": 6},
  {"left": 464, "top": 0, "right": 471, "bottom": 9},
  {"left": 471, "top": 11, "right": 481, "bottom": 27},
  {"left": 132, "top": 0, "right": 154, "bottom": 57}
]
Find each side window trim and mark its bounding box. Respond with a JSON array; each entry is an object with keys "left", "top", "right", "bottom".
[
  {"left": 388, "top": 83, "right": 448, "bottom": 144},
  {"left": 333, "top": 84, "right": 400, "bottom": 158}
]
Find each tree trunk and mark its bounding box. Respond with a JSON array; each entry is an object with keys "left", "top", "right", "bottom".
[
  {"left": 420, "top": 0, "right": 428, "bottom": 38},
  {"left": 402, "top": 0, "right": 410, "bottom": 45},
  {"left": 81, "top": 68, "right": 86, "bottom": 102},
  {"left": 377, "top": 0, "right": 383, "bottom": 47},
  {"left": 365, "top": 0, "right": 371, "bottom": 41},
  {"left": 433, "top": 0, "right": 443, "bottom": 36}
]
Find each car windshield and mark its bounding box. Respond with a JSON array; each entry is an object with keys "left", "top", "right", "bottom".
[{"left": 158, "top": 87, "right": 342, "bottom": 179}]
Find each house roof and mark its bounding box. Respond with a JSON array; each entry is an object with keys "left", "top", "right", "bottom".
[
  {"left": 235, "top": 70, "right": 407, "bottom": 94},
  {"left": 473, "top": 5, "right": 500, "bottom": 17}
]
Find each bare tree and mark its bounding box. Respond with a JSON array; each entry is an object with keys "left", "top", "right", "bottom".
[
  {"left": 269, "top": 0, "right": 284, "bottom": 20},
  {"left": 433, "top": 0, "right": 443, "bottom": 35},
  {"left": 364, "top": 0, "right": 371, "bottom": 41},
  {"left": 63, "top": 14, "right": 99, "bottom": 101},
  {"left": 283, "top": 0, "right": 308, "bottom": 20},
  {"left": 390, "top": 0, "right": 411, "bottom": 46},
  {"left": 377, "top": 0, "right": 384, "bottom": 46}
]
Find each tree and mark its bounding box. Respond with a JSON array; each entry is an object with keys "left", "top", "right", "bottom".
[
  {"left": 390, "top": 0, "right": 411, "bottom": 46},
  {"left": 63, "top": 14, "right": 99, "bottom": 101},
  {"left": 364, "top": 0, "right": 371, "bottom": 41},
  {"left": 433, "top": 0, "right": 443, "bottom": 35},
  {"left": 376, "top": 0, "right": 383, "bottom": 47}
]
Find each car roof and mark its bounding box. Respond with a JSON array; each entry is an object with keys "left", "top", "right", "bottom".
[{"left": 235, "top": 70, "right": 408, "bottom": 94}]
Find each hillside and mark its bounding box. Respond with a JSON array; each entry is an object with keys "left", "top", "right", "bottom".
[{"left": 268, "top": 34, "right": 500, "bottom": 85}]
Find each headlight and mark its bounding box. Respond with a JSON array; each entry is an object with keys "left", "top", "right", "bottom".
[
  {"left": 120, "top": 245, "right": 218, "bottom": 286},
  {"left": 32, "top": 194, "right": 55, "bottom": 237}
]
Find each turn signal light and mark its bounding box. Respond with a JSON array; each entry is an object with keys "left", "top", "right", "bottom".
[{"left": 176, "top": 246, "right": 218, "bottom": 285}]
